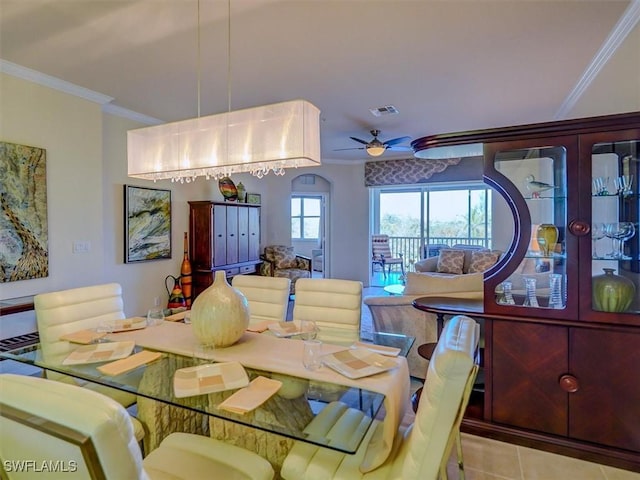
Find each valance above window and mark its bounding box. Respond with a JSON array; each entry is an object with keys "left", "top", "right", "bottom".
[{"left": 364, "top": 157, "right": 462, "bottom": 187}]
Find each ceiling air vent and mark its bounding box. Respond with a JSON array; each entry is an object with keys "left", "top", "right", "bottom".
[{"left": 369, "top": 105, "right": 399, "bottom": 117}]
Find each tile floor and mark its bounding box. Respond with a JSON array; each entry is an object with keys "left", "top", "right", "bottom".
[
  {"left": 444, "top": 433, "right": 639, "bottom": 480},
  {"left": 2, "top": 289, "right": 639, "bottom": 479}
]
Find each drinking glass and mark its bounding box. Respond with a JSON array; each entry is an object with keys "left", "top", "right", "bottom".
[
  {"left": 299, "top": 320, "right": 318, "bottom": 341},
  {"left": 591, "top": 222, "right": 606, "bottom": 259},
  {"left": 302, "top": 340, "right": 323, "bottom": 371},
  {"left": 95, "top": 319, "right": 114, "bottom": 342},
  {"left": 146, "top": 308, "right": 165, "bottom": 326}
]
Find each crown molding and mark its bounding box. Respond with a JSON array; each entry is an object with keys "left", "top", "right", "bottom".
[
  {"left": 555, "top": 0, "right": 640, "bottom": 119},
  {"left": 1, "top": 59, "right": 113, "bottom": 104},
  {"left": 102, "top": 103, "right": 162, "bottom": 126},
  {"left": 0, "top": 59, "right": 162, "bottom": 126}
]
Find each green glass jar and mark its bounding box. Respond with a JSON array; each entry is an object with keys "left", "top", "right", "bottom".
[{"left": 592, "top": 268, "right": 636, "bottom": 313}]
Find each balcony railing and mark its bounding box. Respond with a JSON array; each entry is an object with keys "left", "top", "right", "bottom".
[{"left": 386, "top": 236, "right": 491, "bottom": 273}]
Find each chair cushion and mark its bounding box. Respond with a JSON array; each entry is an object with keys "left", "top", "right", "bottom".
[
  {"left": 144, "top": 432, "right": 274, "bottom": 480},
  {"left": 403, "top": 272, "right": 483, "bottom": 295},
  {"left": 468, "top": 250, "right": 501, "bottom": 273},
  {"left": 266, "top": 245, "right": 298, "bottom": 269},
  {"left": 436, "top": 250, "right": 465, "bottom": 274}
]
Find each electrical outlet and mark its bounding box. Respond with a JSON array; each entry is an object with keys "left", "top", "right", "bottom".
[{"left": 72, "top": 241, "right": 91, "bottom": 253}]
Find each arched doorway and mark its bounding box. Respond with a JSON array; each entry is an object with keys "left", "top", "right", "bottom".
[{"left": 291, "top": 174, "right": 330, "bottom": 278}]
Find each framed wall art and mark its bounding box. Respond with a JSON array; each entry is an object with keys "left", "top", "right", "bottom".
[
  {"left": 124, "top": 185, "right": 171, "bottom": 263},
  {"left": 0, "top": 141, "right": 49, "bottom": 282},
  {"left": 246, "top": 193, "right": 261, "bottom": 205}
]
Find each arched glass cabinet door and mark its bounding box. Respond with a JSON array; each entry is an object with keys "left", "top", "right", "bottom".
[{"left": 484, "top": 140, "right": 575, "bottom": 317}]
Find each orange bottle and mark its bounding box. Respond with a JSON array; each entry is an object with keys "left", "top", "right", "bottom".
[{"left": 181, "top": 232, "right": 193, "bottom": 308}]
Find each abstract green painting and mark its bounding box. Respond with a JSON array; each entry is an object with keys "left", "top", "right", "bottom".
[{"left": 0, "top": 141, "right": 49, "bottom": 282}]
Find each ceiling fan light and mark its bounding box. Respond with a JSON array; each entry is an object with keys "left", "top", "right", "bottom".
[{"left": 366, "top": 145, "right": 386, "bottom": 157}]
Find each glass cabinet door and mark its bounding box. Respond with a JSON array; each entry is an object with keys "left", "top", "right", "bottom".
[
  {"left": 588, "top": 136, "right": 639, "bottom": 318},
  {"left": 490, "top": 144, "right": 569, "bottom": 311}
]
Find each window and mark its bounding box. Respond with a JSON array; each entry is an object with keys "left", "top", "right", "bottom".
[
  {"left": 291, "top": 195, "right": 322, "bottom": 240},
  {"left": 372, "top": 182, "right": 492, "bottom": 265}
]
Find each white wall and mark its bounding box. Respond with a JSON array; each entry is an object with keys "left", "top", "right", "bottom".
[{"left": 1, "top": 74, "right": 371, "bottom": 326}]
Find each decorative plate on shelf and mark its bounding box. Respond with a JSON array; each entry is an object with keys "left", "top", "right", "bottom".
[{"left": 218, "top": 177, "right": 238, "bottom": 202}]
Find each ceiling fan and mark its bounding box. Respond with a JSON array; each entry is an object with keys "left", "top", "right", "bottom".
[{"left": 335, "top": 129, "right": 412, "bottom": 157}]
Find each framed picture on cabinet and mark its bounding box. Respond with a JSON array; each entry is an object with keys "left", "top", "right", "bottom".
[
  {"left": 246, "top": 193, "right": 261, "bottom": 205},
  {"left": 124, "top": 185, "right": 171, "bottom": 263}
]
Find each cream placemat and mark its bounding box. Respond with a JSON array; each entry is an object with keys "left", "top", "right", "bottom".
[
  {"left": 59, "top": 329, "right": 105, "bottom": 345},
  {"left": 246, "top": 320, "right": 277, "bottom": 333},
  {"left": 218, "top": 376, "right": 282, "bottom": 414},
  {"left": 97, "top": 350, "right": 162, "bottom": 376}
]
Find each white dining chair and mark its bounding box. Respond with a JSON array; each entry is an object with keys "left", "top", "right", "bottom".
[
  {"left": 280, "top": 315, "right": 479, "bottom": 480},
  {"left": 232, "top": 275, "right": 291, "bottom": 324},
  {"left": 0, "top": 373, "right": 275, "bottom": 480},
  {"left": 292, "top": 278, "right": 363, "bottom": 345},
  {"left": 34, "top": 283, "right": 145, "bottom": 442}
]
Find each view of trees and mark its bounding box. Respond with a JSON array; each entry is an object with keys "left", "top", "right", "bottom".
[{"left": 378, "top": 187, "right": 492, "bottom": 244}]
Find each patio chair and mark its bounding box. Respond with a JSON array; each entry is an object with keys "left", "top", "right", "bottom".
[{"left": 372, "top": 234, "right": 405, "bottom": 279}]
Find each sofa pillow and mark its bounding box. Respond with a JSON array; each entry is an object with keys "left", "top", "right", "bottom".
[
  {"left": 404, "top": 271, "right": 483, "bottom": 295},
  {"left": 436, "top": 249, "right": 465, "bottom": 274},
  {"left": 468, "top": 250, "right": 502, "bottom": 273}
]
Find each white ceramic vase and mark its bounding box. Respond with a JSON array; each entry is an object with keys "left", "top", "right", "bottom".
[{"left": 190, "top": 270, "right": 249, "bottom": 347}]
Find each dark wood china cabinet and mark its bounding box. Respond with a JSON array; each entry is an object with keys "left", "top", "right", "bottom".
[{"left": 413, "top": 112, "right": 640, "bottom": 472}]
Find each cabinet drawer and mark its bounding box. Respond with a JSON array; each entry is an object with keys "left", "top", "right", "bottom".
[
  {"left": 223, "top": 267, "right": 239, "bottom": 276},
  {"left": 239, "top": 265, "right": 256, "bottom": 274}
]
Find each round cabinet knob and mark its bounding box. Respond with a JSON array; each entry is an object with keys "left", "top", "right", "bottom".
[
  {"left": 568, "top": 220, "right": 590, "bottom": 237},
  {"left": 559, "top": 374, "right": 580, "bottom": 393}
]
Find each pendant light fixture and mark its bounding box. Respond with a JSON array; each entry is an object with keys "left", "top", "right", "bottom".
[{"left": 127, "top": 0, "right": 321, "bottom": 183}]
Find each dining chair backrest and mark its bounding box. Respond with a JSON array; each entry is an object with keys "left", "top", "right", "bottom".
[
  {"left": 391, "top": 315, "right": 479, "bottom": 480},
  {"left": 279, "top": 315, "right": 478, "bottom": 480},
  {"left": 292, "top": 278, "right": 363, "bottom": 344},
  {"left": 0, "top": 374, "right": 276, "bottom": 480},
  {"left": 35, "top": 283, "right": 126, "bottom": 366},
  {"left": 33, "top": 283, "right": 142, "bottom": 431},
  {"left": 0, "top": 373, "right": 145, "bottom": 480},
  {"left": 231, "top": 275, "right": 291, "bottom": 324}
]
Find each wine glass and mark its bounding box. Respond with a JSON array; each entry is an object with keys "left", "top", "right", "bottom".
[
  {"left": 605, "top": 222, "right": 635, "bottom": 259},
  {"left": 616, "top": 222, "right": 635, "bottom": 260},
  {"left": 591, "top": 222, "right": 606, "bottom": 259}
]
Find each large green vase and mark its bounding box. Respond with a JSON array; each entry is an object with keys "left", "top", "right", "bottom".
[{"left": 592, "top": 268, "right": 636, "bottom": 313}]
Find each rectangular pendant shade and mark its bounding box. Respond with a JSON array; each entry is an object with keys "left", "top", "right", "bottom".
[{"left": 127, "top": 99, "right": 321, "bottom": 181}]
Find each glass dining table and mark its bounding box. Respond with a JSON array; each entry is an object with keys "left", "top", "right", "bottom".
[{"left": 0, "top": 330, "right": 414, "bottom": 461}]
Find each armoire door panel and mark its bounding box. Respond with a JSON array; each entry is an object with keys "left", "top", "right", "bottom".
[
  {"left": 248, "top": 207, "right": 260, "bottom": 261},
  {"left": 492, "top": 320, "right": 568, "bottom": 436},
  {"left": 238, "top": 207, "right": 249, "bottom": 263},
  {"left": 213, "top": 205, "right": 227, "bottom": 267},
  {"left": 226, "top": 206, "right": 239, "bottom": 264},
  {"left": 569, "top": 328, "right": 640, "bottom": 451}
]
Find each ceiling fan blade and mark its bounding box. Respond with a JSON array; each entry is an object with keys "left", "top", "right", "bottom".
[
  {"left": 387, "top": 145, "right": 413, "bottom": 152},
  {"left": 333, "top": 147, "right": 365, "bottom": 151},
  {"left": 384, "top": 136, "right": 411, "bottom": 147},
  {"left": 349, "top": 136, "right": 370, "bottom": 145}
]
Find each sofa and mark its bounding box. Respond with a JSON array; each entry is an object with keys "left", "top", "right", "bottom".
[
  {"left": 364, "top": 247, "right": 500, "bottom": 379},
  {"left": 364, "top": 272, "right": 483, "bottom": 379}
]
